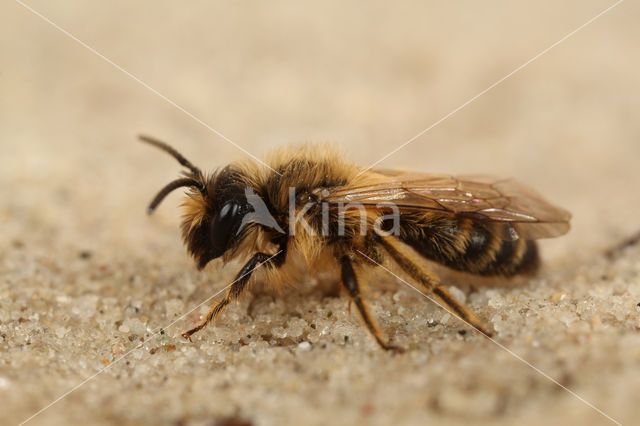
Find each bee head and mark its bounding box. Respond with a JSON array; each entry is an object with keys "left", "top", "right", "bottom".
[{"left": 140, "top": 136, "right": 251, "bottom": 270}]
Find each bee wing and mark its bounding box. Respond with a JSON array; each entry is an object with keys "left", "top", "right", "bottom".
[{"left": 320, "top": 170, "right": 571, "bottom": 240}]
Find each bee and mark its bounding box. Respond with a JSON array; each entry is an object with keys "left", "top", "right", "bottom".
[{"left": 140, "top": 135, "right": 571, "bottom": 351}]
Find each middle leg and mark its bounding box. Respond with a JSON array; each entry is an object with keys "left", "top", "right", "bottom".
[{"left": 340, "top": 255, "right": 402, "bottom": 352}]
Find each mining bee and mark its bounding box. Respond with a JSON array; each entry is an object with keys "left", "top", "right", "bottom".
[{"left": 140, "top": 135, "right": 571, "bottom": 351}]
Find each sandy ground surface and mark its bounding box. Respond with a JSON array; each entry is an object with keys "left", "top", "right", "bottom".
[{"left": 2, "top": 1, "right": 639, "bottom": 425}]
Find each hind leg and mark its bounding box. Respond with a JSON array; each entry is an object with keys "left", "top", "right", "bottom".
[{"left": 377, "top": 235, "right": 493, "bottom": 337}]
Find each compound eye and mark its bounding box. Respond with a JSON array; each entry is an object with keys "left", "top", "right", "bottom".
[{"left": 210, "top": 202, "right": 241, "bottom": 256}]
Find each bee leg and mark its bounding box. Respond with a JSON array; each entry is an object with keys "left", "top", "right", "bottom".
[
  {"left": 378, "top": 235, "right": 493, "bottom": 338},
  {"left": 431, "top": 285, "right": 492, "bottom": 337},
  {"left": 182, "top": 252, "right": 271, "bottom": 340},
  {"left": 340, "top": 255, "right": 404, "bottom": 353}
]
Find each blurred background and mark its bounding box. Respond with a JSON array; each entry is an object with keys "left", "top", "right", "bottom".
[{"left": 1, "top": 1, "right": 638, "bottom": 425}]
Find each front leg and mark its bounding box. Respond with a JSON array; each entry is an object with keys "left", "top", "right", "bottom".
[{"left": 182, "top": 252, "right": 272, "bottom": 340}]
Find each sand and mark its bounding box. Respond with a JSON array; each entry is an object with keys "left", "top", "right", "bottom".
[{"left": 1, "top": 1, "right": 639, "bottom": 425}]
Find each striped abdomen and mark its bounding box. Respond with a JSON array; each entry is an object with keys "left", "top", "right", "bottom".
[{"left": 399, "top": 215, "right": 539, "bottom": 277}]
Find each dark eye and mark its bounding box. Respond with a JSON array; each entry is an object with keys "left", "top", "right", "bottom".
[{"left": 210, "top": 202, "right": 241, "bottom": 255}]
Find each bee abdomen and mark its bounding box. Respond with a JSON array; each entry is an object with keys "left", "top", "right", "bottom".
[
  {"left": 402, "top": 219, "right": 539, "bottom": 277},
  {"left": 461, "top": 228, "right": 539, "bottom": 276}
]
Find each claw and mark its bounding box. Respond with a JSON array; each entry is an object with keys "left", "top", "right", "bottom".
[{"left": 382, "top": 344, "right": 405, "bottom": 355}]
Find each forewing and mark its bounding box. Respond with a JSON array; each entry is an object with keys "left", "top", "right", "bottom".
[{"left": 321, "top": 170, "right": 571, "bottom": 239}]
